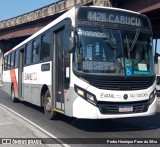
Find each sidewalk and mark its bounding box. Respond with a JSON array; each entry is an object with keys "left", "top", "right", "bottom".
[{"left": 0, "top": 104, "right": 62, "bottom": 147}]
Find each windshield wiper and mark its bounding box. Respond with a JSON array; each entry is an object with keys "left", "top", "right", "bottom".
[
  {"left": 126, "top": 28, "right": 141, "bottom": 59},
  {"left": 98, "top": 25, "right": 123, "bottom": 70},
  {"left": 113, "top": 50, "right": 123, "bottom": 70},
  {"left": 98, "top": 25, "right": 117, "bottom": 50},
  {"left": 129, "top": 28, "right": 140, "bottom": 52}
]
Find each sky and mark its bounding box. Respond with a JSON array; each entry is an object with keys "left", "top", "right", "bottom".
[{"left": 0, "top": 0, "right": 56, "bottom": 21}]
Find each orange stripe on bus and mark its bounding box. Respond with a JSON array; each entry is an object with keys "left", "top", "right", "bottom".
[{"left": 10, "top": 69, "right": 18, "bottom": 92}]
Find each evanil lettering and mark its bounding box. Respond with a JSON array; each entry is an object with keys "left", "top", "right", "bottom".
[
  {"left": 24, "top": 73, "right": 37, "bottom": 81},
  {"left": 101, "top": 93, "right": 115, "bottom": 98},
  {"left": 87, "top": 11, "right": 141, "bottom": 26}
]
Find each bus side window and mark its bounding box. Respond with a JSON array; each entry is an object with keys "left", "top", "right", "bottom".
[
  {"left": 7, "top": 54, "right": 11, "bottom": 70},
  {"left": 15, "top": 50, "right": 19, "bottom": 68},
  {"left": 11, "top": 52, "right": 15, "bottom": 68},
  {"left": 4, "top": 56, "right": 8, "bottom": 70},
  {"left": 25, "top": 43, "right": 32, "bottom": 65},
  {"left": 40, "top": 32, "right": 51, "bottom": 61},
  {"left": 32, "top": 38, "right": 40, "bottom": 64}
]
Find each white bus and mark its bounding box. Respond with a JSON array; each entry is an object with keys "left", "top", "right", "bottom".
[
  {"left": 3, "top": 6, "right": 157, "bottom": 119},
  {"left": 156, "top": 56, "right": 160, "bottom": 97}
]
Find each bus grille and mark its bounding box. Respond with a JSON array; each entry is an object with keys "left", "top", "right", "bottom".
[
  {"left": 89, "top": 76, "right": 155, "bottom": 90},
  {"left": 97, "top": 100, "right": 149, "bottom": 114}
]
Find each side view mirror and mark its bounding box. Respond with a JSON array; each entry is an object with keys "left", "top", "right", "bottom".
[
  {"left": 69, "top": 37, "right": 74, "bottom": 53},
  {"left": 154, "top": 52, "right": 158, "bottom": 64}
]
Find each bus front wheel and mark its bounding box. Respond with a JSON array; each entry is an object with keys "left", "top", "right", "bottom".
[{"left": 44, "top": 89, "right": 57, "bottom": 120}]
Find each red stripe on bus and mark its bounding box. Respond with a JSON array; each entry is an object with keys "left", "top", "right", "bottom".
[{"left": 10, "top": 69, "right": 18, "bottom": 92}]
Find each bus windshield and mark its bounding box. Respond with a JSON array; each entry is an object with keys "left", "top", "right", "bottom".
[{"left": 73, "top": 27, "right": 154, "bottom": 76}]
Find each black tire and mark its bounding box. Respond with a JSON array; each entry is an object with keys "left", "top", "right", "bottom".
[
  {"left": 11, "top": 86, "right": 17, "bottom": 103},
  {"left": 44, "top": 89, "right": 57, "bottom": 120}
]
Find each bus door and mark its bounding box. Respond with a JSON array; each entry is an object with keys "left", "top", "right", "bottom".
[
  {"left": 52, "top": 20, "right": 71, "bottom": 113},
  {"left": 18, "top": 49, "right": 24, "bottom": 99},
  {"left": 54, "top": 28, "right": 65, "bottom": 111}
]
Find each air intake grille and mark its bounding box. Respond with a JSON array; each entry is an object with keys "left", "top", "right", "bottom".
[
  {"left": 88, "top": 76, "right": 155, "bottom": 90},
  {"left": 74, "top": 72, "right": 155, "bottom": 90},
  {"left": 92, "top": 79, "right": 150, "bottom": 90}
]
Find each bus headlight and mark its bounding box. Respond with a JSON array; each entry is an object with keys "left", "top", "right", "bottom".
[
  {"left": 148, "top": 89, "right": 156, "bottom": 104},
  {"left": 74, "top": 85, "right": 97, "bottom": 105}
]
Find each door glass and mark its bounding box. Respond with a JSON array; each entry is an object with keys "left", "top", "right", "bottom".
[{"left": 56, "top": 29, "right": 65, "bottom": 103}]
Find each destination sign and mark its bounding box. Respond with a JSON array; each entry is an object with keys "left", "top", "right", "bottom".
[
  {"left": 77, "top": 7, "right": 150, "bottom": 27},
  {"left": 87, "top": 11, "right": 140, "bottom": 26}
]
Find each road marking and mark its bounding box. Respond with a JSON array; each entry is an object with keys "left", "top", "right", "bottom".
[{"left": 0, "top": 103, "right": 70, "bottom": 147}]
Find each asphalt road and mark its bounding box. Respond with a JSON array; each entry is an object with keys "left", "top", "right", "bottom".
[{"left": 0, "top": 88, "right": 160, "bottom": 147}]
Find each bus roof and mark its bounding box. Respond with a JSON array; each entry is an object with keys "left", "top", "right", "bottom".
[{"left": 90, "top": 6, "right": 140, "bottom": 15}]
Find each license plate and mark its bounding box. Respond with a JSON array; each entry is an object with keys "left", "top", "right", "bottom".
[{"left": 119, "top": 106, "right": 133, "bottom": 112}]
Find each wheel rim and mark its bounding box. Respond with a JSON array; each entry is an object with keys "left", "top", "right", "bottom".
[{"left": 45, "top": 97, "right": 52, "bottom": 112}]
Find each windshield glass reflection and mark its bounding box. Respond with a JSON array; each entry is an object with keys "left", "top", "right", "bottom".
[
  {"left": 73, "top": 27, "right": 154, "bottom": 76},
  {"left": 122, "top": 30, "right": 154, "bottom": 76}
]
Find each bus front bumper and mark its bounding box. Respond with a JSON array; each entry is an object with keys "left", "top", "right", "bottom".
[{"left": 72, "top": 96, "right": 157, "bottom": 119}]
